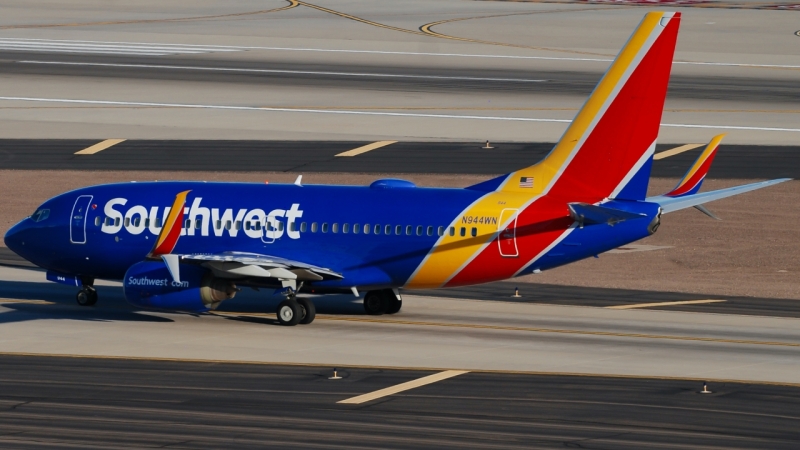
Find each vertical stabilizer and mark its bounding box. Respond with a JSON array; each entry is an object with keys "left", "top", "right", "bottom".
[{"left": 498, "top": 12, "right": 681, "bottom": 202}]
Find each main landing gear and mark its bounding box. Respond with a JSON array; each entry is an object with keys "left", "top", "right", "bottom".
[
  {"left": 364, "top": 289, "right": 402, "bottom": 315},
  {"left": 276, "top": 292, "right": 316, "bottom": 326},
  {"left": 76, "top": 285, "right": 98, "bottom": 306}
]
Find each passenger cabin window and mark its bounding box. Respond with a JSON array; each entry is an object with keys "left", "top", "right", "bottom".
[
  {"left": 437, "top": 226, "right": 444, "bottom": 236},
  {"left": 395, "top": 225, "right": 402, "bottom": 235},
  {"left": 363, "top": 224, "right": 370, "bottom": 234},
  {"left": 385, "top": 225, "right": 392, "bottom": 235},
  {"left": 343, "top": 223, "right": 350, "bottom": 234},
  {"left": 322, "top": 223, "right": 329, "bottom": 233},
  {"left": 126, "top": 218, "right": 132, "bottom": 227},
  {"left": 215, "top": 220, "right": 222, "bottom": 230},
  {"left": 225, "top": 220, "right": 232, "bottom": 230},
  {"left": 115, "top": 218, "right": 121, "bottom": 227},
  {"left": 449, "top": 227, "right": 455, "bottom": 236},
  {"left": 194, "top": 219, "right": 201, "bottom": 229},
  {"left": 290, "top": 222, "right": 298, "bottom": 232},
  {"left": 374, "top": 225, "right": 381, "bottom": 235},
  {"left": 145, "top": 219, "right": 150, "bottom": 228},
  {"left": 460, "top": 227, "right": 466, "bottom": 237},
  {"left": 156, "top": 218, "right": 162, "bottom": 228},
  {"left": 471, "top": 227, "right": 477, "bottom": 237},
  {"left": 353, "top": 224, "right": 361, "bottom": 234},
  {"left": 235, "top": 221, "right": 242, "bottom": 230},
  {"left": 427, "top": 226, "right": 433, "bottom": 236},
  {"left": 311, "top": 222, "right": 318, "bottom": 233},
  {"left": 416, "top": 226, "right": 422, "bottom": 236},
  {"left": 300, "top": 222, "right": 307, "bottom": 233},
  {"left": 332, "top": 223, "right": 339, "bottom": 233},
  {"left": 406, "top": 225, "right": 412, "bottom": 236},
  {"left": 94, "top": 217, "right": 101, "bottom": 226}
]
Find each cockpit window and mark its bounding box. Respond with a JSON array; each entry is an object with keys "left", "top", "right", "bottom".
[{"left": 30, "top": 209, "right": 50, "bottom": 222}]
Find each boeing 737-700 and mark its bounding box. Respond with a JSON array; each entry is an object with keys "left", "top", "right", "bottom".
[{"left": 3, "top": 12, "right": 789, "bottom": 325}]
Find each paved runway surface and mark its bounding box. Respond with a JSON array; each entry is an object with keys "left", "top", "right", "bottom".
[
  {"left": 1, "top": 265, "right": 799, "bottom": 385},
  {"left": 1, "top": 354, "right": 799, "bottom": 449},
  {"left": 2, "top": 254, "right": 798, "bottom": 319},
  {"left": 2, "top": 139, "right": 798, "bottom": 178},
  {"left": 0, "top": 1, "right": 798, "bottom": 143},
  {"left": 4, "top": 53, "right": 798, "bottom": 105}
]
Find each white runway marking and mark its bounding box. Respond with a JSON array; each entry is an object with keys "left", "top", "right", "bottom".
[
  {"left": 17, "top": 61, "right": 548, "bottom": 83},
  {"left": 337, "top": 370, "right": 468, "bottom": 404},
  {"left": 1, "top": 38, "right": 797, "bottom": 69},
  {"left": 0, "top": 38, "right": 240, "bottom": 56},
  {"left": 1, "top": 96, "right": 799, "bottom": 133}
]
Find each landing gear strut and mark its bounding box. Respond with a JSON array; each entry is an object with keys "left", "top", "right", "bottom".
[
  {"left": 276, "top": 289, "right": 316, "bottom": 326},
  {"left": 76, "top": 286, "right": 97, "bottom": 306},
  {"left": 364, "top": 289, "right": 402, "bottom": 315}
]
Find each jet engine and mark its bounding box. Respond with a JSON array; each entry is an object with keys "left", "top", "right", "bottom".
[{"left": 123, "top": 261, "right": 236, "bottom": 312}]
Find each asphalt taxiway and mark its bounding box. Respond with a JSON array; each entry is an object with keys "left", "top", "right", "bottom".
[
  {"left": 2, "top": 354, "right": 799, "bottom": 449},
  {"left": 1, "top": 139, "right": 799, "bottom": 178}
]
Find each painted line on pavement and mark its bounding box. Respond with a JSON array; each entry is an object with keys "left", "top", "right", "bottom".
[
  {"left": 607, "top": 299, "right": 727, "bottom": 310},
  {"left": 336, "top": 140, "right": 397, "bottom": 157},
  {"left": 337, "top": 370, "right": 468, "bottom": 404},
  {"left": 2, "top": 352, "right": 800, "bottom": 389},
  {"left": 74, "top": 139, "right": 126, "bottom": 155},
  {"left": 18, "top": 61, "right": 548, "bottom": 83},
  {"left": 2, "top": 97, "right": 799, "bottom": 133},
  {"left": 653, "top": 143, "right": 704, "bottom": 160}
]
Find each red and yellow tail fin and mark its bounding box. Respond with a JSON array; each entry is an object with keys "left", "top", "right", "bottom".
[
  {"left": 499, "top": 12, "right": 681, "bottom": 202},
  {"left": 149, "top": 190, "right": 190, "bottom": 257},
  {"left": 665, "top": 134, "right": 724, "bottom": 198}
]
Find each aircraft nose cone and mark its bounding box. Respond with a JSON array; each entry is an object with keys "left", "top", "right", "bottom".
[{"left": 4, "top": 221, "right": 27, "bottom": 257}]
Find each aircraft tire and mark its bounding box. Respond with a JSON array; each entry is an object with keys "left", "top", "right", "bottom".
[
  {"left": 363, "top": 291, "right": 386, "bottom": 315},
  {"left": 384, "top": 290, "right": 402, "bottom": 314},
  {"left": 277, "top": 300, "right": 302, "bottom": 326},
  {"left": 297, "top": 297, "right": 316, "bottom": 325},
  {"left": 76, "top": 287, "right": 97, "bottom": 306}
]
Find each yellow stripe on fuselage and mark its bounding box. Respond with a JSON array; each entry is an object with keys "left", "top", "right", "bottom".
[{"left": 406, "top": 190, "right": 531, "bottom": 288}]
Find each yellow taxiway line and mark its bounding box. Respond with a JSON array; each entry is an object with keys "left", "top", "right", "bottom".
[
  {"left": 607, "top": 299, "right": 727, "bottom": 310},
  {"left": 74, "top": 138, "right": 126, "bottom": 155},
  {"left": 335, "top": 140, "right": 397, "bottom": 157},
  {"left": 338, "top": 370, "right": 468, "bottom": 404},
  {"left": 653, "top": 143, "right": 704, "bottom": 160}
]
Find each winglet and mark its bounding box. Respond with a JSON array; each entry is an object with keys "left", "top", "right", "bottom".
[
  {"left": 664, "top": 134, "right": 725, "bottom": 197},
  {"left": 149, "top": 190, "right": 190, "bottom": 257}
]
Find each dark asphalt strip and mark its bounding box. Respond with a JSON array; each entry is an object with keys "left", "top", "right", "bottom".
[
  {"left": 0, "top": 355, "right": 798, "bottom": 449},
  {"left": 0, "top": 139, "right": 798, "bottom": 178}
]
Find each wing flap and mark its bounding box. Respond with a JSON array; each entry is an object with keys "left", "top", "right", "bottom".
[{"left": 183, "top": 251, "right": 343, "bottom": 280}]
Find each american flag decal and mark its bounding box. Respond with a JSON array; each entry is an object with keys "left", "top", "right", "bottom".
[{"left": 519, "top": 176, "right": 534, "bottom": 188}]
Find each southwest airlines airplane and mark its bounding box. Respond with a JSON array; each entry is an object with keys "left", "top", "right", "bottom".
[{"left": 3, "top": 12, "right": 789, "bottom": 325}]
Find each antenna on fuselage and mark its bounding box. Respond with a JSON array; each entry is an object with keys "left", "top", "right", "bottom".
[{"left": 294, "top": 175, "right": 303, "bottom": 187}]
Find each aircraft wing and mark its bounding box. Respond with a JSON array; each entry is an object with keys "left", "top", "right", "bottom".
[
  {"left": 647, "top": 178, "right": 791, "bottom": 214},
  {"left": 181, "top": 251, "right": 344, "bottom": 281}
]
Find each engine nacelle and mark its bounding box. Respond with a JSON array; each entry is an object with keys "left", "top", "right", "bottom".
[{"left": 123, "top": 261, "right": 236, "bottom": 312}]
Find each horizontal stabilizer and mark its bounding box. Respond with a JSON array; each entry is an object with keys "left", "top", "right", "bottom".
[
  {"left": 648, "top": 178, "right": 791, "bottom": 213},
  {"left": 568, "top": 202, "right": 647, "bottom": 226}
]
